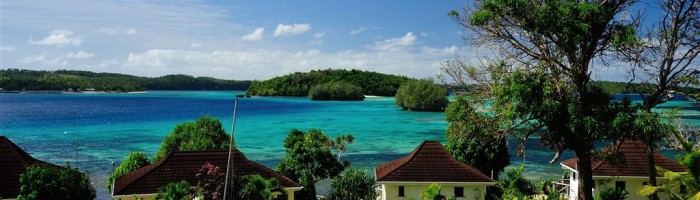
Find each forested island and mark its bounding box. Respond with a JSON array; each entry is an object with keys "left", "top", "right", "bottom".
[
  {"left": 0, "top": 69, "right": 251, "bottom": 92},
  {"left": 245, "top": 69, "right": 410, "bottom": 100}
]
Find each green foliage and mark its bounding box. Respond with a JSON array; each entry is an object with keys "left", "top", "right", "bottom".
[
  {"left": 496, "top": 165, "right": 535, "bottom": 200},
  {"left": 445, "top": 96, "right": 510, "bottom": 176},
  {"left": 638, "top": 151, "right": 700, "bottom": 199},
  {"left": 246, "top": 69, "right": 410, "bottom": 97},
  {"left": 239, "top": 174, "right": 286, "bottom": 200},
  {"left": 106, "top": 151, "right": 150, "bottom": 192},
  {"left": 155, "top": 180, "right": 192, "bottom": 200},
  {"left": 327, "top": 168, "right": 377, "bottom": 200},
  {"left": 277, "top": 129, "right": 348, "bottom": 199},
  {"left": 420, "top": 183, "right": 449, "bottom": 200},
  {"left": 308, "top": 82, "right": 365, "bottom": 101},
  {"left": 18, "top": 164, "right": 96, "bottom": 200},
  {"left": 153, "top": 116, "right": 232, "bottom": 162},
  {"left": 596, "top": 188, "right": 628, "bottom": 200},
  {"left": 0, "top": 68, "right": 250, "bottom": 91},
  {"left": 395, "top": 79, "right": 448, "bottom": 112}
]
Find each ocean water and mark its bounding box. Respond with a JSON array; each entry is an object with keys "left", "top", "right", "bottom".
[{"left": 0, "top": 91, "right": 696, "bottom": 199}]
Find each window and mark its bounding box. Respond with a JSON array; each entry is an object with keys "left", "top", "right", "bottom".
[
  {"left": 398, "top": 186, "right": 405, "bottom": 197},
  {"left": 454, "top": 187, "right": 464, "bottom": 197},
  {"left": 615, "top": 181, "right": 626, "bottom": 191}
]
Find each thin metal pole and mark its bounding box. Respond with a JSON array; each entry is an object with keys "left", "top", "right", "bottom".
[{"left": 223, "top": 98, "right": 239, "bottom": 200}]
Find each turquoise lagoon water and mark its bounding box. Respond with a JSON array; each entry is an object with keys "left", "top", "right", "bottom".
[{"left": 0, "top": 91, "right": 696, "bottom": 199}]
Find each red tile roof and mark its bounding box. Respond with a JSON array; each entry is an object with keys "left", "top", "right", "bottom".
[
  {"left": 0, "top": 136, "right": 57, "bottom": 198},
  {"left": 112, "top": 149, "right": 301, "bottom": 196},
  {"left": 561, "top": 140, "right": 687, "bottom": 177},
  {"left": 374, "top": 141, "right": 495, "bottom": 183}
]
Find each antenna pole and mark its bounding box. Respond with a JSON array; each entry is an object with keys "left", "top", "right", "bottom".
[{"left": 224, "top": 98, "right": 239, "bottom": 200}]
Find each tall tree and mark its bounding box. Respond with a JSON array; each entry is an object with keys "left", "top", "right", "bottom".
[
  {"left": 444, "top": 96, "right": 510, "bottom": 177},
  {"left": 447, "top": 0, "right": 639, "bottom": 198},
  {"left": 153, "top": 116, "right": 232, "bottom": 162},
  {"left": 619, "top": 0, "right": 700, "bottom": 198},
  {"left": 276, "top": 129, "right": 348, "bottom": 200}
]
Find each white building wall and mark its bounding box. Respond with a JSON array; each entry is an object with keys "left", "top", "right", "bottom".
[{"left": 379, "top": 183, "right": 488, "bottom": 200}]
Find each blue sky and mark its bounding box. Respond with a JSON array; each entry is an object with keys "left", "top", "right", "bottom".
[{"left": 0, "top": 0, "right": 649, "bottom": 80}]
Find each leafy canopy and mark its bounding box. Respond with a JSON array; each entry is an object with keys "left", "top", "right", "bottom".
[
  {"left": 327, "top": 168, "right": 377, "bottom": 200},
  {"left": 445, "top": 96, "right": 510, "bottom": 176},
  {"left": 106, "top": 151, "right": 150, "bottom": 192},
  {"left": 395, "top": 79, "right": 448, "bottom": 112},
  {"left": 153, "top": 116, "right": 232, "bottom": 162},
  {"left": 18, "top": 164, "right": 96, "bottom": 200},
  {"left": 277, "top": 129, "right": 348, "bottom": 200}
]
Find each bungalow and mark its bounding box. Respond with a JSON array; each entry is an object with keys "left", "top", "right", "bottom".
[
  {"left": 112, "top": 149, "right": 302, "bottom": 200},
  {"left": 375, "top": 141, "right": 496, "bottom": 200},
  {"left": 561, "top": 140, "right": 688, "bottom": 200},
  {"left": 0, "top": 136, "right": 59, "bottom": 200}
]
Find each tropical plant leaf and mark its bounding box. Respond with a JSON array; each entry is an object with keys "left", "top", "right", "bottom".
[{"left": 637, "top": 185, "right": 660, "bottom": 196}]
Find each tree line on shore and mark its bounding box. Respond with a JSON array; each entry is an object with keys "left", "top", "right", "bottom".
[
  {"left": 245, "top": 69, "right": 410, "bottom": 98},
  {"left": 0, "top": 69, "right": 251, "bottom": 92}
]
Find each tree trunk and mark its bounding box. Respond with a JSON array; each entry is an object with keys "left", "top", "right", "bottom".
[
  {"left": 647, "top": 139, "right": 659, "bottom": 200},
  {"left": 576, "top": 150, "right": 595, "bottom": 200}
]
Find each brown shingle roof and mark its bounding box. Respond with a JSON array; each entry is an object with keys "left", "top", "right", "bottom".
[
  {"left": 0, "top": 136, "right": 57, "bottom": 198},
  {"left": 374, "top": 141, "right": 494, "bottom": 183},
  {"left": 561, "top": 140, "right": 687, "bottom": 177},
  {"left": 112, "top": 149, "right": 301, "bottom": 196}
]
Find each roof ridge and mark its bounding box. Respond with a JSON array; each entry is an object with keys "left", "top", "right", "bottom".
[
  {"left": 243, "top": 156, "right": 301, "bottom": 187},
  {"left": 376, "top": 141, "right": 431, "bottom": 181},
  {"left": 113, "top": 150, "right": 172, "bottom": 195},
  {"left": 0, "top": 136, "right": 38, "bottom": 165}
]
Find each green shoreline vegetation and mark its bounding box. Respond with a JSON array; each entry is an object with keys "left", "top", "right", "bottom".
[
  {"left": 308, "top": 82, "right": 365, "bottom": 101},
  {"left": 0, "top": 69, "right": 251, "bottom": 92},
  {"left": 245, "top": 69, "right": 410, "bottom": 99}
]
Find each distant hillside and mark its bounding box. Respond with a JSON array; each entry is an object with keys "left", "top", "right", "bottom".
[
  {"left": 0, "top": 69, "right": 251, "bottom": 92},
  {"left": 246, "top": 69, "right": 411, "bottom": 97}
]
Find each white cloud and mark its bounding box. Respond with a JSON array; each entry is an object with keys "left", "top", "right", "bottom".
[
  {"left": 29, "top": 29, "right": 83, "bottom": 47},
  {"left": 373, "top": 32, "right": 417, "bottom": 51},
  {"left": 349, "top": 27, "right": 366, "bottom": 35},
  {"left": 18, "top": 54, "right": 69, "bottom": 66},
  {"left": 66, "top": 51, "right": 95, "bottom": 59},
  {"left": 97, "top": 27, "right": 136, "bottom": 35},
  {"left": 121, "top": 44, "right": 457, "bottom": 79},
  {"left": 0, "top": 46, "right": 16, "bottom": 51},
  {"left": 191, "top": 42, "right": 203, "bottom": 48},
  {"left": 313, "top": 32, "right": 325, "bottom": 39},
  {"left": 242, "top": 28, "right": 265, "bottom": 41},
  {"left": 273, "top": 23, "right": 311, "bottom": 37}
]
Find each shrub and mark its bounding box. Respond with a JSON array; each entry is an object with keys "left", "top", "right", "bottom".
[
  {"left": 155, "top": 180, "right": 192, "bottom": 200},
  {"left": 106, "top": 151, "right": 150, "bottom": 192},
  {"left": 18, "top": 164, "right": 96, "bottom": 200},
  {"left": 327, "top": 168, "right": 377, "bottom": 200},
  {"left": 596, "top": 188, "right": 628, "bottom": 200},
  {"left": 308, "top": 82, "right": 365, "bottom": 101},
  {"left": 395, "top": 80, "right": 448, "bottom": 112}
]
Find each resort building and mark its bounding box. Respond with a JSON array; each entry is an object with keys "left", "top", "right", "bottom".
[
  {"left": 112, "top": 149, "right": 302, "bottom": 200},
  {"left": 375, "top": 141, "right": 496, "bottom": 200},
  {"left": 0, "top": 136, "right": 60, "bottom": 200},
  {"left": 560, "top": 140, "right": 688, "bottom": 200}
]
